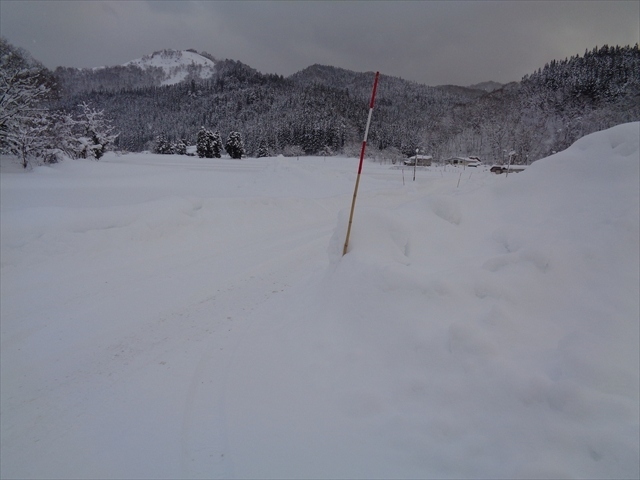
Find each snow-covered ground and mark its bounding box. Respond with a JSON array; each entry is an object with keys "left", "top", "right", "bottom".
[{"left": 1, "top": 123, "right": 638, "bottom": 479}]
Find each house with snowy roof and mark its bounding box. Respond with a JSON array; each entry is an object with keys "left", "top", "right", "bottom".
[{"left": 444, "top": 156, "right": 482, "bottom": 167}]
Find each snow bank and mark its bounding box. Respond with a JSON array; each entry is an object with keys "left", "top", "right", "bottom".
[{"left": 229, "top": 123, "right": 639, "bottom": 479}]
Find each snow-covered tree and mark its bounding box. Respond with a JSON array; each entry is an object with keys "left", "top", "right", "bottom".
[
  {"left": 0, "top": 71, "right": 49, "bottom": 151},
  {"left": 204, "top": 130, "right": 216, "bottom": 158},
  {"left": 283, "top": 145, "right": 304, "bottom": 157},
  {"left": 40, "top": 110, "right": 78, "bottom": 163},
  {"left": 74, "top": 102, "right": 118, "bottom": 159},
  {"left": 9, "top": 114, "right": 50, "bottom": 168},
  {"left": 210, "top": 131, "right": 223, "bottom": 158},
  {"left": 257, "top": 138, "right": 270, "bottom": 158},
  {"left": 0, "top": 39, "right": 55, "bottom": 167},
  {"left": 195, "top": 128, "right": 222, "bottom": 158},
  {"left": 225, "top": 131, "right": 244, "bottom": 159},
  {"left": 153, "top": 134, "right": 172, "bottom": 154},
  {"left": 172, "top": 139, "right": 187, "bottom": 155},
  {"left": 2, "top": 39, "right": 122, "bottom": 167},
  {"left": 16, "top": 37, "right": 634, "bottom": 163},
  {"left": 196, "top": 127, "right": 210, "bottom": 158}
]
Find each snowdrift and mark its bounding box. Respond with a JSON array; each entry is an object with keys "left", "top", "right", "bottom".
[{"left": 230, "top": 123, "right": 640, "bottom": 479}]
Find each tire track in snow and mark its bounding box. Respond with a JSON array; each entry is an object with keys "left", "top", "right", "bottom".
[{"left": 179, "top": 224, "right": 333, "bottom": 478}]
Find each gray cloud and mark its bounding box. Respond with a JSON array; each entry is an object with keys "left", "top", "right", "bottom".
[{"left": 1, "top": 0, "right": 638, "bottom": 86}]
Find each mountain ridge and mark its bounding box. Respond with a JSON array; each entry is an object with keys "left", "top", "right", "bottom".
[
  {"left": 121, "top": 49, "right": 217, "bottom": 85},
  {"left": 467, "top": 80, "right": 503, "bottom": 92},
  {"left": 42, "top": 44, "right": 640, "bottom": 162},
  {"left": 57, "top": 49, "right": 500, "bottom": 95}
]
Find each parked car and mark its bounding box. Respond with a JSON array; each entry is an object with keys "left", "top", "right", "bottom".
[{"left": 490, "top": 164, "right": 526, "bottom": 174}]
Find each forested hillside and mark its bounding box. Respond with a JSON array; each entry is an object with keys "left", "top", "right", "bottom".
[{"left": 5, "top": 39, "right": 639, "bottom": 164}]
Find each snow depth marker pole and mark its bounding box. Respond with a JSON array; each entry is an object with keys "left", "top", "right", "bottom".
[{"left": 343, "top": 71, "right": 380, "bottom": 256}]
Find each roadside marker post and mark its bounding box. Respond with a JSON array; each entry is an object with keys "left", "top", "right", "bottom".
[{"left": 343, "top": 71, "right": 380, "bottom": 256}]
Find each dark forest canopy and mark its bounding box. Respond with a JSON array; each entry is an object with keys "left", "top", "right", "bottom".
[{"left": 7, "top": 41, "right": 640, "bottom": 164}]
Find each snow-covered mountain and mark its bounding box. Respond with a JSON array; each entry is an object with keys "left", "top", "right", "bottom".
[
  {"left": 50, "top": 43, "right": 638, "bottom": 161},
  {"left": 54, "top": 48, "right": 219, "bottom": 95},
  {"left": 122, "top": 49, "right": 216, "bottom": 85}
]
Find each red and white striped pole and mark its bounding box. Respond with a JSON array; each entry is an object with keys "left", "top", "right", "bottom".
[{"left": 343, "top": 71, "right": 380, "bottom": 256}]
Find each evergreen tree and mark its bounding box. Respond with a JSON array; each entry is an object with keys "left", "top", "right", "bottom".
[
  {"left": 153, "top": 134, "right": 172, "bottom": 154},
  {"left": 257, "top": 138, "right": 269, "bottom": 157},
  {"left": 225, "top": 131, "right": 244, "bottom": 159},
  {"left": 173, "top": 139, "right": 187, "bottom": 155},
  {"left": 204, "top": 130, "right": 215, "bottom": 157},
  {"left": 211, "top": 131, "right": 223, "bottom": 158},
  {"left": 196, "top": 126, "right": 210, "bottom": 158}
]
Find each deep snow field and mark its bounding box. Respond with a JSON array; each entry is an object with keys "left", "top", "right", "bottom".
[{"left": 1, "top": 123, "right": 639, "bottom": 479}]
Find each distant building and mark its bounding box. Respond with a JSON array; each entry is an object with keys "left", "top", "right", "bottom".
[
  {"left": 404, "top": 154, "right": 432, "bottom": 166},
  {"left": 444, "top": 156, "right": 482, "bottom": 167}
]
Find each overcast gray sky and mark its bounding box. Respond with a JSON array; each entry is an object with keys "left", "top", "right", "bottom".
[{"left": 1, "top": 0, "right": 638, "bottom": 86}]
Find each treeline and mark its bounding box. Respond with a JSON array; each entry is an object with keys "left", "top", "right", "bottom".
[
  {"left": 54, "top": 61, "right": 479, "bottom": 159},
  {"left": 7, "top": 38, "right": 639, "bottom": 165},
  {"left": 54, "top": 64, "right": 167, "bottom": 96},
  {"left": 0, "top": 37, "right": 118, "bottom": 168}
]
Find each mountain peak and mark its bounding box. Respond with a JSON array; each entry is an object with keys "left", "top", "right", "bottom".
[{"left": 123, "top": 49, "right": 216, "bottom": 85}]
